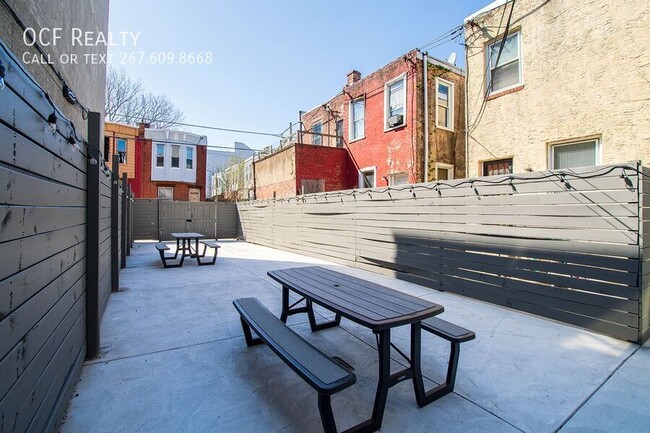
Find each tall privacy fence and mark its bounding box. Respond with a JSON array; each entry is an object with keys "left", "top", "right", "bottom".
[
  {"left": 0, "top": 46, "right": 132, "bottom": 431},
  {"left": 238, "top": 163, "right": 650, "bottom": 344},
  {"left": 132, "top": 199, "right": 239, "bottom": 241}
]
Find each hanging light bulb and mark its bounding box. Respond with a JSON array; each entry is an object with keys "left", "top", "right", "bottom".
[
  {"left": 0, "top": 60, "right": 5, "bottom": 91},
  {"left": 47, "top": 112, "right": 57, "bottom": 133},
  {"left": 67, "top": 133, "right": 80, "bottom": 151},
  {"left": 89, "top": 156, "right": 98, "bottom": 166}
]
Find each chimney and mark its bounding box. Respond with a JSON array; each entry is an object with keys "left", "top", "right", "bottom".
[
  {"left": 347, "top": 70, "right": 361, "bottom": 86},
  {"left": 138, "top": 122, "right": 150, "bottom": 138}
]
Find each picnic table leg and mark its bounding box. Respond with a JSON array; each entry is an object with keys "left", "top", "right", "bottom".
[
  {"left": 280, "top": 286, "right": 309, "bottom": 323},
  {"left": 306, "top": 300, "right": 341, "bottom": 331},
  {"left": 411, "top": 322, "right": 427, "bottom": 406},
  {"left": 174, "top": 238, "right": 181, "bottom": 259}
]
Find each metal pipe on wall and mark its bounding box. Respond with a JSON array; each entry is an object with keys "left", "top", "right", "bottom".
[{"left": 423, "top": 52, "right": 429, "bottom": 183}]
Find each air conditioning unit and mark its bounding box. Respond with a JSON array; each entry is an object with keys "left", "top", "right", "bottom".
[{"left": 388, "top": 114, "right": 403, "bottom": 127}]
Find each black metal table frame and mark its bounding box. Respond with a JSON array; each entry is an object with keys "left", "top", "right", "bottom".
[
  {"left": 171, "top": 233, "right": 205, "bottom": 264},
  {"left": 278, "top": 284, "right": 441, "bottom": 433}
]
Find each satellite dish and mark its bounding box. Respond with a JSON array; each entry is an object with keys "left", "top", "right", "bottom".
[{"left": 447, "top": 52, "right": 457, "bottom": 65}]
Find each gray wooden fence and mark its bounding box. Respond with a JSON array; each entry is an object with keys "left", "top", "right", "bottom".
[
  {"left": 0, "top": 47, "right": 131, "bottom": 431},
  {"left": 238, "top": 163, "right": 649, "bottom": 344},
  {"left": 133, "top": 200, "right": 239, "bottom": 240}
]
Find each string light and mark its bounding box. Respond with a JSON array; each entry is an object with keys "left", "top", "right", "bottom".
[
  {"left": 46, "top": 112, "right": 57, "bottom": 133},
  {"left": 0, "top": 59, "right": 5, "bottom": 90}
]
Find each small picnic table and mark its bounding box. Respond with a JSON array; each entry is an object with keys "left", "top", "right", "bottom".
[{"left": 171, "top": 232, "right": 205, "bottom": 261}]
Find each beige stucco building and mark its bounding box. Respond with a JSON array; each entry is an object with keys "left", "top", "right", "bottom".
[{"left": 464, "top": 0, "right": 650, "bottom": 177}]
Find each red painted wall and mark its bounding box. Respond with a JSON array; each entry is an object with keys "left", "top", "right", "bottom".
[
  {"left": 342, "top": 55, "right": 420, "bottom": 187},
  {"left": 294, "top": 144, "right": 352, "bottom": 193}
]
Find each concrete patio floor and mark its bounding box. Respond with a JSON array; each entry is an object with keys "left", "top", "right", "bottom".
[{"left": 59, "top": 240, "right": 650, "bottom": 433}]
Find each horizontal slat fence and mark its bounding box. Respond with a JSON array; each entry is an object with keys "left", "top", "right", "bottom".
[
  {"left": 0, "top": 42, "right": 130, "bottom": 431},
  {"left": 239, "top": 163, "right": 650, "bottom": 343}
]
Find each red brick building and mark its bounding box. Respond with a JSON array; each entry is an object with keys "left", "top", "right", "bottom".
[
  {"left": 130, "top": 125, "right": 208, "bottom": 201},
  {"left": 254, "top": 49, "right": 465, "bottom": 199}
]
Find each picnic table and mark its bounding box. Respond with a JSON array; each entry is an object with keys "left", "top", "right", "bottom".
[
  {"left": 267, "top": 266, "right": 445, "bottom": 432},
  {"left": 171, "top": 232, "right": 205, "bottom": 259}
]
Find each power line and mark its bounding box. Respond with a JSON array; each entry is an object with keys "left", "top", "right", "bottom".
[
  {"left": 420, "top": 26, "right": 463, "bottom": 51},
  {"left": 106, "top": 113, "right": 282, "bottom": 138}
]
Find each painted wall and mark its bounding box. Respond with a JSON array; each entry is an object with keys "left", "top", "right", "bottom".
[
  {"left": 105, "top": 122, "right": 139, "bottom": 178},
  {"left": 464, "top": 0, "right": 650, "bottom": 177}
]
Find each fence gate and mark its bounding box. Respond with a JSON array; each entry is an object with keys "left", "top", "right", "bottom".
[
  {"left": 159, "top": 201, "right": 217, "bottom": 240},
  {"left": 133, "top": 199, "right": 159, "bottom": 240}
]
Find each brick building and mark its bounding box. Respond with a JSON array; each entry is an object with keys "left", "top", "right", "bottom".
[
  {"left": 130, "top": 126, "right": 208, "bottom": 201},
  {"left": 104, "top": 121, "right": 139, "bottom": 179},
  {"left": 254, "top": 49, "right": 465, "bottom": 199},
  {"left": 464, "top": 0, "right": 650, "bottom": 176}
]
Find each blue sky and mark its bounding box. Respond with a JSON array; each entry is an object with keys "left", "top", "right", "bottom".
[{"left": 108, "top": 0, "right": 491, "bottom": 152}]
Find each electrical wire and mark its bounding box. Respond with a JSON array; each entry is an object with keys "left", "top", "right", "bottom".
[
  {"left": 247, "top": 164, "right": 649, "bottom": 204},
  {"left": 106, "top": 113, "right": 282, "bottom": 138},
  {"left": 0, "top": 0, "right": 90, "bottom": 118}
]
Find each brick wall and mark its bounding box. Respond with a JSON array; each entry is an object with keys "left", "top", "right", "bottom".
[
  {"left": 464, "top": 0, "right": 650, "bottom": 176},
  {"left": 133, "top": 137, "right": 207, "bottom": 201},
  {"left": 254, "top": 146, "right": 296, "bottom": 199},
  {"left": 295, "top": 144, "right": 351, "bottom": 193}
]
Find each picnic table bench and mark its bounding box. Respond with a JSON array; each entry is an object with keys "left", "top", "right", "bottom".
[
  {"left": 155, "top": 242, "right": 184, "bottom": 268},
  {"left": 233, "top": 297, "right": 356, "bottom": 433},
  {"left": 197, "top": 240, "right": 220, "bottom": 266}
]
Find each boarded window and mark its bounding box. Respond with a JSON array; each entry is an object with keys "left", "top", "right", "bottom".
[{"left": 551, "top": 140, "right": 599, "bottom": 169}]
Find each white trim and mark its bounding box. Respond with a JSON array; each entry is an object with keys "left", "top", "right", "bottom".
[
  {"left": 548, "top": 137, "right": 602, "bottom": 170},
  {"left": 435, "top": 77, "right": 454, "bottom": 131},
  {"left": 358, "top": 166, "right": 377, "bottom": 188},
  {"left": 349, "top": 97, "right": 365, "bottom": 141},
  {"left": 486, "top": 30, "right": 524, "bottom": 95},
  {"left": 384, "top": 73, "right": 407, "bottom": 132},
  {"left": 434, "top": 162, "right": 455, "bottom": 180},
  {"left": 464, "top": 0, "right": 509, "bottom": 23}
]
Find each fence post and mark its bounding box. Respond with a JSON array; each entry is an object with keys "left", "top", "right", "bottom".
[
  {"left": 111, "top": 154, "right": 120, "bottom": 291},
  {"left": 121, "top": 173, "right": 128, "bottom": 268},
  {"left": 127, "top": 185, "right": 133, "bottom": 255},
  {"left": 85, "top": 111, "right": 101, "bottom": 359}
]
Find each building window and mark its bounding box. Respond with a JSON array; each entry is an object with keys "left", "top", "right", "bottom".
[
  {"left": 435, "top": 162, "right": 454, "bottom": 180},
  {"left": 186, "top": 147, "right": 194, "bottom": 169},
  {"left": 389, "top": 172, "right": 409, "bottom": 186},
  {"left": 158, "top": 187, "right": 173, "bottom": 200},
  {"left": 483, "top": 158, "right": 513, "bottom": 176},
  {"left": 550, "top": 139, "right": 600, "bottom": 170},
  {"left": 312, "top": 121, "right": 322, "bottom": 145},
  {"left": 385, "top": 75, "right": 406, "bottom": 129},
  {"left": 350, "top": 97, "right": 365, "bottom": 141},
  {"left": 435, "top": 78, "right": 454, "bottom": 130},
  {"left": 359, "top": 166, "right": 376, "bottom": 188},
  {"left": 487, "top": 31, "right": 523, "bottom": 94},
  {"left": 335, "top": 120, "right": 343, "bottom": 148},
  {"left": 116, "top": 138, "right": 127, "bottom": 163},
  {"left": 171, "top": 145, "right": 180, "bottom": 168},
  {"left": 156, "top": 144, "right": 165, "bottom": 167}
]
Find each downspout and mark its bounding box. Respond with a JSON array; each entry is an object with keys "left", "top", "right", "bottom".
[
  {"left": 464, "top": 39, "right": 470, "bottom": 178},
  {"left": 423, "top": 52, "right": 429, "bottom": 183}
]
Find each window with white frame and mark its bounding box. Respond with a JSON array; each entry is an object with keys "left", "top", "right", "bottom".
[
  {"left": 550, "top": 139, "right": 600, "bottom": 170},
  {"left": 487, "top": 31, "right": 523, "bottom": 93},
  {"left": 186, "top": 147, "right": 193, "bottom": 169},
  {"left": 312, "top": 121, "right": 322, "bottom": 145},
  {"left": 385, "top": 75, "right": 405, "bottom": 129},
  {"left": 350, "top": 98, "right": 365, "bottom": 140},
  {"left": 359, "top": 167, "right": 376, "bottom": 188},
  {"left": 436, "top": 78, "right": 454, "bottom": 130},
  {"left": 156, "top": 144, "right": 165, "bottom": 167},
  {"left": 435, "top": 162, "right": 454, "bottom": 180},
  {"left": 171, "top": 145, "right": 180, "bottom": 168},
  {"left": 389, "top": 172, "right": 409, "bottom": 186},
  {"left": 158, "top": 187, "right": 173, "bottom": 200}
]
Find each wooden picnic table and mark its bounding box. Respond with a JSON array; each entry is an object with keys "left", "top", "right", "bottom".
[{"left": 267, "top": 266, "right": 445, "bottom": 433}]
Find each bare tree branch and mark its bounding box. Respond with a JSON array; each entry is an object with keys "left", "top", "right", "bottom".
[{"left": 105, "top": 66, "right": 185, "bottom": 128}]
